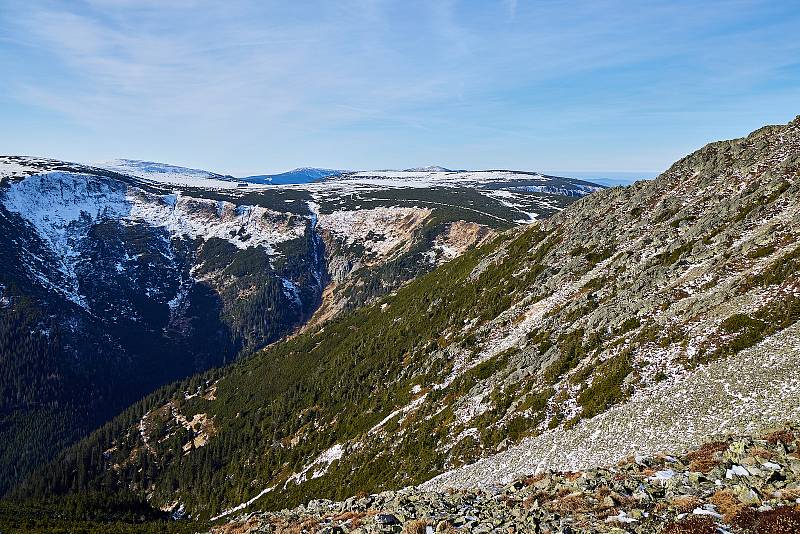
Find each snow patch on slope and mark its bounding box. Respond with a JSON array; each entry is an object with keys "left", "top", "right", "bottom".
[
  {"left": 318, "top": 206, "right": 432, "bottom": 260},
  {"left": 128, "top": 191, "right": 306, "bottom": 252},
  {"left": 1, "top": 172, "right": 308, "bottom": 305},
  {"left": 2, "top": 172, "right": 130, "bottom": 306}
]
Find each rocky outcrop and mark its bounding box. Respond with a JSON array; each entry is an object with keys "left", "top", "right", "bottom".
[
  {"left": 310, "top": 215, "right": 497, "bottom": 329},
  {"left": 213, "top": 425, "right": 800, "bottom": 533},
  {"left": 432, "top": 221, "right": 495, "bottom": 262}
]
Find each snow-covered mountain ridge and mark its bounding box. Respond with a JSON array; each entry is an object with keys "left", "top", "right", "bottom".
[
  {"left": 93, "top": 158, "right": 241, "bottom": 187},
  {"left": 0, "top": 155, "right": 599, "bottom": 313},
  {"left": 341, "top": 168, "right": 600, "bottom": 191},
  {"left": 1, "top": 170, "right": 307, "bottom": 308}
]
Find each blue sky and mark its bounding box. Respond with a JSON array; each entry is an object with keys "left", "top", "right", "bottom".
[{"left": 1, "top": 1, "right": 798, "bottom": 177}]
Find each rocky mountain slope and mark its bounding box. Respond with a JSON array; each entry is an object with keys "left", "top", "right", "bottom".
[
  {"left": 214, "top": 425, "right": 800, "bottom": 533},
  {"left": 422, "top": 320, "right": 800, "bottom": 492},
  {"left": 9, "top": 115, "right": 799, "bottom": 528},
  {"left": 0, "top": 156, "right": 592, "bottom": 495}
]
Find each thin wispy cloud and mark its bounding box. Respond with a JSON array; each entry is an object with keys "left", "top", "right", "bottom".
[
  {"left": 1, "top": 0, "right": 798, "bottom": 175},
  {"left": 504, "top": 0, "right": 517, "bottom": 20}
]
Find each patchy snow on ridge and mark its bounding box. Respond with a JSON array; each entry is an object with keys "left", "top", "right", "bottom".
[
  {"left": 334, "top": 169, "right": 603, "bottom": 193},
  {"left": 128, "top": 190, "right": 307, "bottom": 251},
  {"left": 0, "top": 159, "right": 45, "bottom": 181},
  {"left": 3, "top": 172, "right": 307, "bottom": 252},
  {"left": 0, "top": 156, "right": 74, "bottom": 182},
  {"left": 341, "top": 170, "right": 553, "bottom": 188},
  {"left": 93, "top": 159, "right": 248, "bottom": 189},
  {"left": 0, "top": 172, "right": 308, "bottom": 305},
  {"left": 318, "top": 206, "right": 432, "bottom": 260},
  {"left": 404, "top": 166, "right": 453, "bottom": 172}
]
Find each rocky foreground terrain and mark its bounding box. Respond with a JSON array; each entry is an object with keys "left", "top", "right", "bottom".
[{"left": 213, "top": 426, "right": 800, "bottom": 533}]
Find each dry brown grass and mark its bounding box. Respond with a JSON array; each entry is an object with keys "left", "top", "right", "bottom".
[
  {"left": 521, "top": 472, "right": 549, "bottom": 486},
  {"left": 661, "top": 515, "right": 718, "bottom": 534},
  {"left": 765, "top": 429, "right": 797, "bottom": 446},
  {"left": 332, "top": 510, "right": 368, "bottom": 528},
  {"left": 522, "top": 492, "right": 548, "bottom": 510},
  {"left": 751, "top": 506, "right": 800, "bottom": 533},
  {"left": 555, "top": 487, "right": 573, "bottom": 498},
  {"left": 728, "top": 507, "right": 759, "bottom": 531},
  {"left": 728, "top": 505, "right": 800, "bottom": 533},
  {"left": 750, "top": 445, "right": 777, "bottom": 460},
  {"left": 616, "top": 455, "right": 636, "bottom": 467},
  {"left": 403, "top": 519, "right": 430, "bottom": 534},
  {"left": 710, "top": 489, "right": 745, "bottom": 522},
  {"left": 664, "top": 495, "right": 703, "bottom": 514},
  {"left": 546, "top": 493, "right": 596, "bottom": 513},
  {"left": 271, "top": 517, "right": 324, "bottom": 534},
  {"left": 211, "top": 517, "right": 261, "bottom": 534},
  {"left": 275, "top": 518, "right": 320, "bottom": 534},
  {"left": 685, "top": 440, "right": 728, "bottom": 473},
  {"left": 274, "top": 524, "right": 303, "bottom": 534}
]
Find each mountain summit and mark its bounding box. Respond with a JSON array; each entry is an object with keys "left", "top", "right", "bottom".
[{"left": 242, "top": 167, "right": 344, "bottom": 185}]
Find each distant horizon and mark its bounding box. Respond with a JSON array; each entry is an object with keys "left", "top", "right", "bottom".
[
  {"left": 1, "top": 152, "right": 661, "bottom": 184},
  {"left": 240, "top": 167, "right": 656, "bottom": 186},
  {"left": 87, "top": 155, "right": 655, "bottom": 186},
  {"left": 111, "top": 156, "right": 657, "bottom": 186}
]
